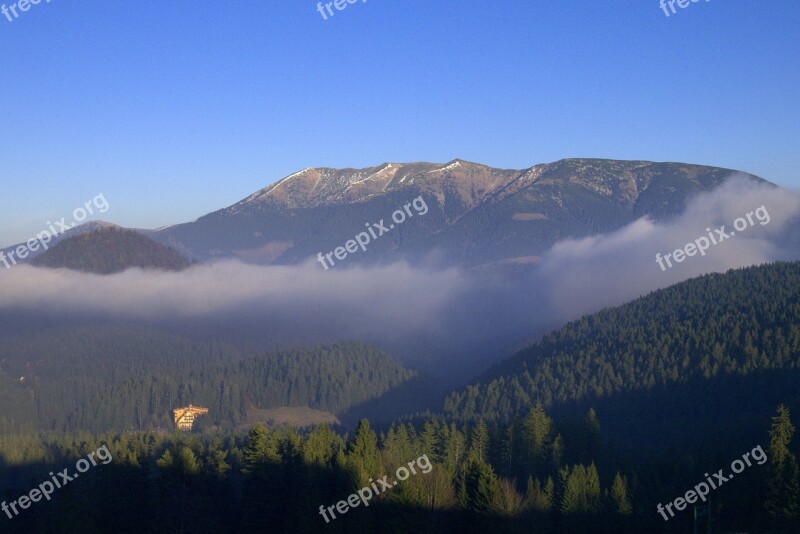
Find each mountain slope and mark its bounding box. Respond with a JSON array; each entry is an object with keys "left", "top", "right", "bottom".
[
  {"left": 444, "top": 261, "right": 800, "bottom": 423},
  {"left": 152, "top": 158, "right": 765, "bottom": 267},
  {"left": 31, "top": 227, "right": 193, "bottom": 274},
  {"left": 0, "top": 220, "right": 119, "bottom": 265},
  {"left": 0, "top": 327, "right": 415, "bottom": 433}
]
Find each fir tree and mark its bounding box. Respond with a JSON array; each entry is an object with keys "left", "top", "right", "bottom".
[{"left": 766, "top": 404, "right": 800, "bottom": 520}]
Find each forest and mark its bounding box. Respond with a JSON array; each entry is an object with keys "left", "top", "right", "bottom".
[
  {"left": 2, "top": 262, "right": 800, "bottom": 532},
  {"left": 0, "top": 335, "right": 414, "bottom": 434},
  {"left": 0, "top": 404, "right": 797, "bottom": 533},
  {"left": 31, "top": 228, "right": 193, "bottom": 274},
  {"left": 446, "top": 262, "right": 800, "bottom": 422}
]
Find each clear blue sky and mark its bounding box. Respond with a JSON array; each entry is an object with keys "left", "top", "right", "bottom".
[{"left": 1, "top": 0, "right": 798, "bottom": 246}]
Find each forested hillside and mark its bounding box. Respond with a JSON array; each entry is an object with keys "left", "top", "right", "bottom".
[
  {"left": 3, "top": 265, "right": 800, "bottom": 532},
  {"left": 0, "top": 328, "right": 414, "bottom": 433},
  {"left": 445, "top": 261, "right": 800, "bottom": 424},
  {"left": 31, "top": 227, "right": 192, "bottom": 274},
  {"left": 1, "top": 404, "right": 797, "bottom": 532}
]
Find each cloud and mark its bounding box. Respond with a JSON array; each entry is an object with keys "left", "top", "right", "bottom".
[
  {"left": 0, "top": 175, "right": 797, "bottom": 374},
  {"left": 536, "top": 175, "right": 800, "bottom": 319}
]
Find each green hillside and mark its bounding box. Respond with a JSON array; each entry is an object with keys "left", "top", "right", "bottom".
[
  {"left": 0, "top": 327, "right": 415, "bottom": 433},
  {"left": 31, "top": 227, "right": 193, "bottom": 274},
  {"left": 445, "top": 261, "right": 800, "bottom": 423},
  {"left": 2, "top": 264, "right": 800, "bottom": 532}
]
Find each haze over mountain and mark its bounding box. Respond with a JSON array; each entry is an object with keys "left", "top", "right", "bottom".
[
  {"left": 0, "top": 158, "right": 769, "bottom": 272},
  {"left": 0, "top": 172, "right": 797, "bottom": 382},
  {"left": 150, "top": 158, "right": 763, "bottom": 267},
  {"left": 445, "top": 261, "right": 800, "bottom": 449},
  {"left": 0, "top": 167, "right": 797, "bottom": 533},
  {"left": 0, "top": 221, "right": 119, "bottom": 266}
]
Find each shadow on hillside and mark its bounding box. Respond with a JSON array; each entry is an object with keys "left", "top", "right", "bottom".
[
  {"left": 550, "top": 367, "right": 800, "bottom": 459},
  {"left": 0, "top": 453, "right": 680, "bottom": 534}
]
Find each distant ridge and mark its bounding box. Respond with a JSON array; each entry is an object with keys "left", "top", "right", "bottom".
[
  {"left": 152, "top": 158, "right": 767, "bottom": 267},
  {"left": 31, "top": 227, "right": 193, "bottom": 274}
]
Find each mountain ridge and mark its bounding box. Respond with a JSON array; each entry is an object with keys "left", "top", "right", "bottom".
[
  {"left": 226, "top": 157, "right": 723, "bottom": 213},
  {"left": 152, "top": 158, "right": 763, "bottom": 266},
  {"left": 2, "top": 158, "right": 768, "bottom": 269}
]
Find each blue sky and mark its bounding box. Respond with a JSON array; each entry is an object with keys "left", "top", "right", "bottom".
[{"left": 1, "top": 0, "right": 798, "bottom": 246}]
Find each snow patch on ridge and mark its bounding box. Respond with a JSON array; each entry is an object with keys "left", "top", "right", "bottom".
[{"left": 431, "top": 161, "right": 462, "bottom": 173}]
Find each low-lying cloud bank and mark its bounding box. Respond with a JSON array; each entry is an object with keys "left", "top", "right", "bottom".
[
  {"left": 537, "top": 175, "right": 800, "bottom": 320},
  {"left": 0, "top": 176, "right": 798, "bottom": 372}
]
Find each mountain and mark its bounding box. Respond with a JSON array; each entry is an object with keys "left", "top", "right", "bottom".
[
  {"left": 1, "top": 265, "right": 797, "bottom": 533},
  {"left": 445, "top": 261, "right": 800, "bottom": 420},
  {"left": 151, "top": 158, "right": 765, "bottom": 267},
  {"left": 443, "top": 261, "right": 800, "bottom": 454},
  {"left": 31, "top": 227, "right": 193, "bottom": 274},
  {"left": 0, "top": 220, "right": 119, "bottom": 265}
]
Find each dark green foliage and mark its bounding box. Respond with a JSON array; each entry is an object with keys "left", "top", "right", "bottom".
[
  {"left": 0, "top": 328, "right": 415, "bottom": 433},
  {"left": 445, "top": 262, "right": 800, "bottom": 422},
  {"left": 0, "top": 403, "right": 797, "bottom": 532},
  {"left": 609, "top": 472, "right": 632, "bottom": 515},
  {"left": 31, "top": 227, "right": 193, "bottom": 274},
  {"left": 1, "top": 254, "right": 798, "bottom": 532},
  {"left": 348, "top": 420, "right": 380, "bottom": 485},
  {"left": 766, "top": 405, "right": 800, "bottom": 522},
  {"left": 463, "top": 458, "right": 501, "bottom": 512}
]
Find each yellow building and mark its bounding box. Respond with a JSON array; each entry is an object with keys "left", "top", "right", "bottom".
[{"left": 173, "top": 404, "right": 209, "bottom": 431}]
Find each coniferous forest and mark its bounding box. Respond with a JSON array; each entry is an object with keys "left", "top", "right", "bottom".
[
  {"left": 0, "top": 405, "right": 797, "bottom": 533},
  {"left": 4, "top": 1, "right": 798, "bottom": 531},
  {"left": 0, "top": 338, "right": 414, "bottom": 434},
  {"left": 1, "top": 262, "right": 800, "bottom": 532}
]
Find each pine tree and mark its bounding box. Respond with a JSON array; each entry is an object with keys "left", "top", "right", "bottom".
[
  {"left": 442, "top": 422, "right": 466, "bottom": 477},
  {"left": 525, "top": 476, "right": 536, "bottom": 509},
  {"left": 419, "top": 420, "right": 440, "bottom": 461},
  {"left": 543, "top": 476, "right": 555, "bottom": 509},
  {"left": 241, "top": 424, "right": 279, "bottom": 474},
  {"left": 498, "top": 478, "right": 525, "bottom": 515},
  {"left": 766, "top": 404, "right": 800, "bottom": 520},
  {"left": 583, "top": 408, "right": 601, "bottom": 461},
  {"left": 521, "top": 401, "right": 552, "bottom": 472},
  {"left": 610, "top": 472, "right": 632, "bottom": 515},
  {"left": 207, "top": 448, "right": 231, "bottom": 478},
  {"left": 156, "top": 449, "right": 174, "bottom": 471},
  {"left": 175, "top": 446, "right": 200, "bottom": 476},
  {"left": 241, "top": 424, "right": 282, "bottom": 531},
  {"left": 469, "top": 419, "right": 490, "bottom": 464},
  {"left": 551, "top": 433, "right": 564, "bottom": 470},
  {"left": 303, "top": 425, "right": 340, "bottom": 466},
  {"left": 585, "top": 463, "right": 601, "bottom": 512},
  {"left": 525, "top": 476, "right": 553, "bottom": 512},
  {"left": 561, "top": 465, "right": 586, "bottom": 514},
  {"left": 348, "top": 419, "right": 381, "bottom": 485},
  {"left": 464, "top": 458, "right": 501, "bottom": 512}
]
